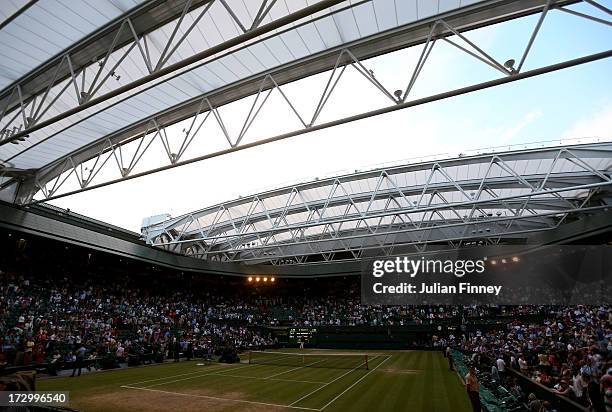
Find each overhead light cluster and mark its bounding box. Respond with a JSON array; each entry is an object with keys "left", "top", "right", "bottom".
[
  {"left": 247, "top": 276, "right": 275, "bottom": 284},
  {"left": 487, "top": 256, "right": 521, "bottom": 265}
]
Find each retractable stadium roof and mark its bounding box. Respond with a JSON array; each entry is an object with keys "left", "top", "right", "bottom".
[
  {"left": 0, "top": 0, "right": 609, "bottom": 205},
  {"left": 0, "top": 0, "right": 346, "bottom": 168},
  {"left": 141, "top": 141, "right": 612, "bottom": 265},
  {"left": 0, "top": 0, "right": 154, "bottom": 90}
]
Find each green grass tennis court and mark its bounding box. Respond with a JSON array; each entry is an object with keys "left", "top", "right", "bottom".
[{"left": 38, "top": 349, "right": 472, "bottom": 411}]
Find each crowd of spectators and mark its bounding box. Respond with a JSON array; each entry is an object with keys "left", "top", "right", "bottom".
[
  {"left": 0, "top": 270, "right": 277, "bottom": 371},
  {"left": 457, "top": 306, "right": 611, "bottom": 410},
  {"left": 255, "top": 282, "right": 548, "bottom": 327},
  {"left": 1, "top": 234, "right": 610, "bottom": 410},
  {"left": 3, "top": 267, "right": 608, "bottom": 369}
]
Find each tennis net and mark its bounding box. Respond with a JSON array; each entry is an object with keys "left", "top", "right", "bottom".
[{"left": 248, "top": 351, "right": 370, "bottom": 370}]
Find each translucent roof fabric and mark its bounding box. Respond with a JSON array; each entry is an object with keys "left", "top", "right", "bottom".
[
  {"left": 0, "top": 0, "right": 484, "bottom": 170},
  {"left": 0, "top": 0, "right": 29, "bottom": 27},
  {"left": 0, "top": 0, "right": 146, "bottom": 91},
  {"left": 143, "top": 143, "right": 612, "bottom": 263}
]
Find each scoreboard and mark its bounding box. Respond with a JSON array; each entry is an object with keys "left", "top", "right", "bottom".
[{"left": 288, "top": 328, "right": 317, "bottom": 345}]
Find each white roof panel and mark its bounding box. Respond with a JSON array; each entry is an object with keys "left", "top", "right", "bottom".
[
  {"left": 5, "top": 0, "right": 560, "bottom": 180},
  {"left": 144, "top": 143, "right": 612, "bottom": 263},
  {"left": 0, "top": 0, "right": 144, "bottom": 90}
]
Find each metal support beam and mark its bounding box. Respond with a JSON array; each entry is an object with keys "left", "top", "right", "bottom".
[
  {"left": 0, "top": 0, "right": 347, "bottom": 146},
  {"left": 135, "top": 142, "right": 612, "bottom": 265},
  {"left": 18, "top": 49, "right": 612, "bottom": 205},
  {"left": 4, "top": 0, "right": 604, "bottom": 203}
]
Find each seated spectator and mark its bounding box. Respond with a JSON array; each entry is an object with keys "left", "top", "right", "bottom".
[
  {"left": 539, "top": 400, "right": 558, "bottom": 412},
  {"left": 600, "top": 369, "right": 612, "bottom": 412},
  {"left": 528, "top": 393, "right": 542, "bottom": 412},
  {"left": 553, "top": 379, "right": 571, "bottom": 397}
]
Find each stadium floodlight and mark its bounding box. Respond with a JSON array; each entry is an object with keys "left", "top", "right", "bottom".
[
  {"left": 270, "top": 277, "right": 275, "bottom": 282},
  {"left": 512, "top": 256, "right": 520, "bottom": 262},
  {"left": 263, "top": 277, "right": 268, "bottom": 282},
  {"left": 256, "top": 277, "right": 261, "bottom": 282},
  {"left": 501, "top": 258, "right": 507, "bottom": 264},
  {"left": 248, "top": 276, "right": 253, "bottom": 282},
  {"left": 491, "top": 260, "right": 497, "bottom": 265}
]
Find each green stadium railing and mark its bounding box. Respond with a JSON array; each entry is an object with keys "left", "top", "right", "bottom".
[{"left": 451, "top": 349, "right": 524, "bottom": 412}]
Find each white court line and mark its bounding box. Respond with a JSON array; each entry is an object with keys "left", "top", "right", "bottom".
[
  {"left": 253, "top": 350, "right": 385, "bottom": 357},
  {"left": 203, "top": 372, "right": 327, "bottom": 385},
  {"left": 121, "top": 385, "right": 319, "bottom": 411},
  {"left": 318, "top": 355, "right": 392, "bottom": 411},
  {"left": 125, "top": 363, "right": 236, "bottom": 386},
  {"left": 139, "top": 363, "right": 255, "bottom": 388},
  {"left": 125, "top": 354, "right": 308, "bottom": 388},
  {"left": 264, "top": 359, "right": 328, "bottom": 380},
  {"left": 303, "top": 349, "right": 388, "bottom": 356},
  {"left": 289, "top": 356, "right": 378, "bottom": 407},
  {"left": 250, "top": 353, "right": 297, "bottom": 364}
]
